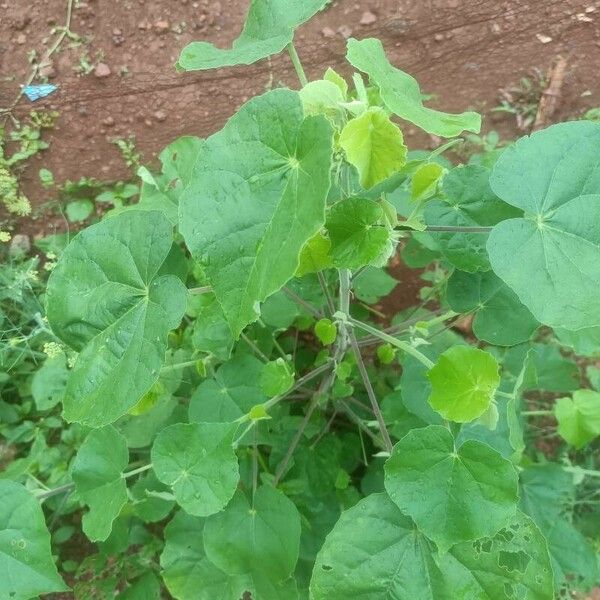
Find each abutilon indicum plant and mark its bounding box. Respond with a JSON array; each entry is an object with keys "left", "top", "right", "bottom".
[{"left": 2, "top": 1, "right": 599, "bottom": 599}]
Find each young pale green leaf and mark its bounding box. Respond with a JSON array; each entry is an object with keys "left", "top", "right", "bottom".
[
  {"left": 46, "top": 210, "right": 187, "bottom": 426},
  {"left": 487, "top": 121, "right": 600, "bottom": 331},
  {"left": 411, "top": 162, "right": 444, "bottom": 201},
  {"left": 203, "top": 485, "right": 301, "bottom": 583},
  {"left": 151, "top": 422, "right": 239, "bottom": 516},
  {"left": 326, "top": 198, "right": 392, "bottom": 268},
  {"left": 555, "top": 389, "right": 600, "bottom": 448},
  {"left": 299, "top": 80, "right": 345, "bottom": 121},
  {"left": 161, "top": 510, "right": 251, "bottom": 600},
  {"left": 311, "top": 493, "right": 450, "bottom": 599},
  {"left": 177, "top": 0, "right": 328, "bottom": 70},
  {"left": 324, "top": 67, "right": 348, "bottom": 98},
  {"left": 339, "top": 107, "right": 407, "bottom": 189},
  {"left": 66, "top": 199, "right": 94, "bottom": 223},
  {"left": 384, "top": 425, "right": 519, "bottom": 551},
  {"left": 346, "top": 38, "right": 481, "bottom": 137},
  {"left": 0, "top": 481, "right": 69, "bottom": 598},
  {"left": 189, "top": 353, "right": 267, "bottom": 423},
  {"left": 315, "top": 318, "right": 337, "bottom": 346},
  {"left": 136, "top": 136, "right": 203, "bottom": 224},
  {"left": 260, "top": 358, "right": 294, "bottom": 397},
  {"left": 425, "top": 165, "right": 520, "bottom": 272},
  {"left": 179, "top": 89, "right": 333, "bottom": 338},
  {"left": 71, "top": 426, "right": 129, "bottom": 542},
  {"left": 427, "top": 346, "right": 500, "bottom": 423},
  {"left": 296, "top": 231, "right": 333, "bottom": 276},
  {"left": 311, "top": 493, "right": 552, "bottom": 600},
  {"left": 447, "top": 270, "right": 539, "bottom": 346},
  {"left": 352, "top": 266, "right": 397, "bottom": 304}
]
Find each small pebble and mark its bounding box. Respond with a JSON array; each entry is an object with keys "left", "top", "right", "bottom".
[
  {"left": 360, "top": 11, "right": 377, "bottom": 25},
  {"left": 94, "top": 63, "right": 112, "bottom": 78}
]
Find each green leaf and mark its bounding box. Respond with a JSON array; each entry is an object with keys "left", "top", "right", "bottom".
[
  {"left": 118, "top": 573, "right": 161, "bottom": 600},
  {"left": 447, "top": 270, "right": 539, "bottom": 346},
  {"left": 192, "top": 294, "right": 234, "bottom": 361},
  {"left": 71, "top": 426, "right": 129, "bottom": 542},
  {"left": 151, "top": 422, "right": 239, "bottom": 516},
  {"left": 31, "top": 353, "right": 68, "bottom": 411},
  {"left": 177, "top": 0, "right": 328, "bottom": 70},
  {"left": 555, "top": 389, "right": 600, "bottom": 448},
  {"left": 311, "top": 493, "right": 449, "bottom": 598},
  {"left": 487, "top": 121, "right": 600, "bottom": 330},
  {"left": 384, "top": 425, "right": 519, "bottom": 550},
  {"left": 315, "top": 318, "right": 337, "bottom": 345},
  {"left": 0, "top": 481, "right": 68, "bottom": 597},
  {"left": 346, "top": 38, "right": 481, "bottom": 137},
  {"left": 179, "top": 89, "right": 333, "bottom": 338},
  {"left": 203, "top": 486, "right": 301, "bottom": 583},
  {"left": 352, "top": 266, "right": 397, "bottom": 304},
  {"left": 323, "top": 67, "right": 348, "bottom": 98},
  {"left": 299, "top": 80, "right": 345, "bottom": 121},
  {"left": 66, "top": 199, "right": 94, "bottom": 223},
  {"left": 189, "top": 354, "right": 267, "bottom": 423},
  {"left": 520, "top": 464, "right": 599, "bottom": 590},
  {"left": 411, "top": 162, "right": 444, "bottom": 201},
  {"left": 260, "top": 358, "right": 294, "bottom": 396},
  {"left": 425, "top": 165, "right": 520, "bottom": 272},
  {"left": 46, "top": 211, "right": 187, "bottom": 426},
  {"left": 137, "top": 136, "right": 203, "bottom": 224},
  {"left": 339, "top": 108, "right": 407, "bottom": 189},
  {"left": 554, "top": 325, "right": 600, "bottom": 357},
  {"left": 161, "top": 510, "right": 251, "bottom": 600},
  {"left": 296, "top": 232, "right": 333, "bottom": 276},
  {"left": 311, "top": 493, "right": 552, "bottom": 599},
  {"left": 326, "top": 198, "right": 392, "bottom": 268},
  {"left": 427, "top": 346, "right": 500, "bottom": 423}
]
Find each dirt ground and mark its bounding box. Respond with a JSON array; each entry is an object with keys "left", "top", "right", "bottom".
[{"left": 2, "top": 0, "right": 600, "bottom": 211}]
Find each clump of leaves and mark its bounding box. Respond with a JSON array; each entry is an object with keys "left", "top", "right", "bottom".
[{"left": 2, "top": 3, "right": 599, "bottom": 600}]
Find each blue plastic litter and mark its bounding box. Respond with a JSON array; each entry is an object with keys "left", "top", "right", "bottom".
[{"left": 22, "top": 84, "right": 58, "bottom": 102}]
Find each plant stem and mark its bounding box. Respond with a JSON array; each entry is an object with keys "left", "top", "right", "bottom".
[
  {"left": 282, "top": 286, "right": 322, "bottom": 318},
  {"left": 241, "top": 332, "right": 270, "bottom": 363},
  {"left": 317, "top": 271, "right": 336, "bottom": 316},
  {"left": 189, "top": 286, "right": 212, "bottom": 295},
  {"left": 347, "top": 317, "right": 435, "bottom": 369},
  {"left": 522, "top": 410, "right": 554, "bottom": 417},
  {"left": 562, "top": 466, "right": 600, "bottom": 479},
  {"left": 161, "top": 359, "right": 198, "bottom": 373},
  {"left": 121, "top": 463, "right": 153, "bottom": 478},
  {"left": 287, "top": 42, "right": 308, "bottom": 87},
  {"left": 349, "top": 331, "right": 393, "bottom": 454},
  {"left": 495, "top": 390, "right": 515, "bottom": 400},
  {"left": 424, "top": 226, "right": 493, "bottom": 233}
]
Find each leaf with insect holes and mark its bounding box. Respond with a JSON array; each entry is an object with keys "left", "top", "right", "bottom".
[
  {"left": 177, "top": 0, "right": 328, "bottom": 70},
  {"left": 384, "top": 425, "right": 519, "bottom": 551},
  {"left": 446, "top": 270, "right": 539, "bottom": 346},
  {"left": 427, "top": 346, "right": 500, "bottom": 422},
  {"left": 346, "top": 38, "right": 481, "bottom": 137},
  {"left": 554, "top": 389, "right": 600, "bottom": 449},
  {"left": 151, "top": 422, "right": 239, "bottom": 517},
  {"left": 326, "top": 198, "right": 392, "bottom": 268},
  {"left": 487, "top": 121, "right": 600, "bottom": 330},
  {"left": 425, "top": 165, "right": 520, "bottom": 272},
  {"left": 46, "top": 210, "right": 187, "bottom": 426},
  {"left": 71, "top": 426, "right": 129, "bottom": 542},
  {"left": 0, "top": 481, "right": 69, "bottom": 598},
  {"left": 179, "top": 89, "right": 333, "bottom": 338},
  {"left": 310, "top": 493, "right": 553, "bottom": 599},
  {"left": 340, "top": 107, "right": 407, "bottom": 189}
]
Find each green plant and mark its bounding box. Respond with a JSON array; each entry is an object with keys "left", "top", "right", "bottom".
[{"left": 2, "top": 3, "right": 600, "bottom": 599}]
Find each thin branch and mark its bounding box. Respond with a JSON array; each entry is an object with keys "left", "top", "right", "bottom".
[
  {"left": 282, "top": 286, "right": 323, "bottom": 318},
  {"left": 189, "top": 286, "right": 212, "bottom": 295},
  {"left": 286, "top": 42, "right": 308, "bottom": 87},
  {"left": 317, "top": 271, "right": 336, "bottom": 316},
  {"left": 241, "top": 332, "right": 270, "bottom": 363},
  {"left": 423, "top": 226, "right": 493, "bottom": 233}
]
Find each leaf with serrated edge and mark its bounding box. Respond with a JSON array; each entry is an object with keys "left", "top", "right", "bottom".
[
  {"left": 71, "top": 426, "right": 129, "bottom": 542},
  {"left": 152, "top": 422, "right": 239, "bottom": 517},
  {"left": 487, "top": 121, "right": 600, "bottom": 331},
  {"left": 46, "top": 211, "right": 187, "bottom": 426},
  {"left": 177, "top": 0, "right": 328, "bottom": 71},
  {"left": 179, "top": 89, "right": 333, "bottom": 337},
  {"left": 0, "top": 481, "right": 69, "bottom": 597},
  {"left": 346, "top": 38, "right": 481, "bottom": 137},
  {"left": 384, "top": 425, "right": 518, "bottom": 551}
]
